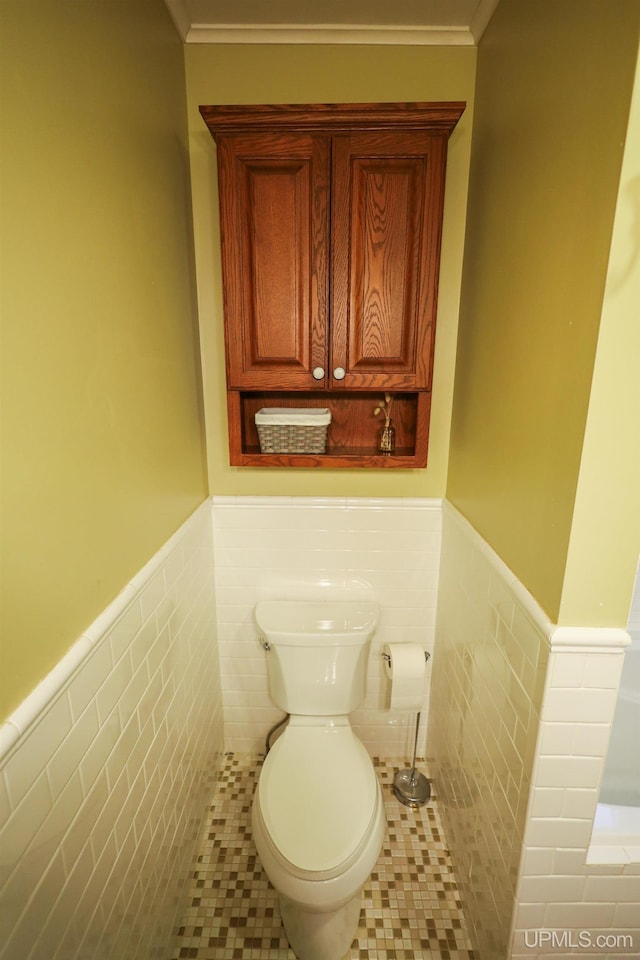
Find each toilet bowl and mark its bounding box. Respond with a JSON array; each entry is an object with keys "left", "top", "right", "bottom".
[{"left": 253, "top": 600, "right": 384, "bottom": 960}]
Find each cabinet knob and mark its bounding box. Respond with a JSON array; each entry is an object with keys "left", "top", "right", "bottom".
[
  {"left": 312, "top": 366, "right": 325, "bottom": 380},
  {"left": 333, "top": 367, "right": 346, "bottom": 381}
]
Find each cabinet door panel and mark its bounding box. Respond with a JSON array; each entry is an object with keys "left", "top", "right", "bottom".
[
  {"left": 331, "top": 132, "right": 447, "bottom": 390},
  {"left": 217, "top": 134, "right": 329, "bottom": 388}
]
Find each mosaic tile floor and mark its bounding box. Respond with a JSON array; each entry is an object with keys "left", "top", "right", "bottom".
[{"left": 170, "top": 754, "right": 476, "bottom": 960}]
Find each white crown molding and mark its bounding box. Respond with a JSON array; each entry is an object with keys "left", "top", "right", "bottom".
[
  {"left": 185, "top": 22, "right": 475, "bottom": 46},
  {"left": 211, "top": 495, "right": 443, "bottom": 509},
  {"left": 164, "top": 0, "right": 500, "bottom": 45},
  {"left": 469, "top": 0, "right": 500, "bottom": 43},
  {"left": 164, "top": 0, "right": 192, "bottom": 40}
]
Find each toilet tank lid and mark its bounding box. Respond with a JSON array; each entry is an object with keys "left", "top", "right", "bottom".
[
  {"left": 255, "top": 599, "right": 379, "bottom": 645},
  {"left": 258, "top": 725, "right": 378, "bottom": 874}
]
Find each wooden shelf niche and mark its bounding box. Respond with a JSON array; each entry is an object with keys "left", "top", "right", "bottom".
[{"left": 228, "top": 392, "right": 430, "bottom": 468}]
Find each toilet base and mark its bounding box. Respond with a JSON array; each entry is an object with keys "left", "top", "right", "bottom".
[{"left": 279, "top": 889, "right": 362, "bottom": 960}]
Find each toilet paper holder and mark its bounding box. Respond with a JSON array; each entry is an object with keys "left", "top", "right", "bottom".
[
  {"left": 381, "top": 649, "right": 430, "bottom": 665},
  {"left": 382, "top": 647, "right": 432, "bottom": 808}
]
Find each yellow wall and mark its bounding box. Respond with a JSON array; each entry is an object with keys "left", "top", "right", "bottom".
[
  {"left": 560, "top": 51, "right": 640, "bottom": 626},
  {"left": 446, "top": 0, "right": 640, "bottom": 621},
  {"left": 4, "top": 2, "right": 635, "bottom": 726},
  {"left": 185, "top": 44, "right": 476, "bottom": 497},
  {"left": 0, "top": 0, "right": 208, "bottom": 720}
]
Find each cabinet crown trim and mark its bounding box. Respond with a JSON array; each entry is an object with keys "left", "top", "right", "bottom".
[{"left": 199, "top": 101, "right": 465, "bottom": 138}]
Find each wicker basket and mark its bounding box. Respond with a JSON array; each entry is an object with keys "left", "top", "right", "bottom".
[{"left": 255, "top": 407, "right": 331, "bottom": 454}]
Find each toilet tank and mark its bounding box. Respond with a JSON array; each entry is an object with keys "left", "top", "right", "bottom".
[{"left": 255, "top": 600, "right": 379, "bottom": 716}]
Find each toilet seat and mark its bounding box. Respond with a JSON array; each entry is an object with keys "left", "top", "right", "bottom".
[{"left": 257, "top": 720, "right": 378, "bottom": 879}]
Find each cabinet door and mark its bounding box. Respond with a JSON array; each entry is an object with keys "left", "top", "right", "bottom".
[
  {"left": 330, "top": 131, "right": 448, "bottom": 391},
  {"left": 216, "top": 133, "right": 330, "bottom": 389}
]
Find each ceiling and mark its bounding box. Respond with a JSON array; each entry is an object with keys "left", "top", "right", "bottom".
[{"left": 165, "top": 0, "right": 501, "bottom": 45}]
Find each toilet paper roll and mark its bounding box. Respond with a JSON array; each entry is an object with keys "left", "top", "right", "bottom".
[{"left": 383, "top": 642, "right": 426, "bottom": 712}]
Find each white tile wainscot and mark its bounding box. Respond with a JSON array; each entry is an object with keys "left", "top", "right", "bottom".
[
  {"left": 432, "top": 504, "right": 639, "bottom": 960},
  {"left": 510, "top": 626, "right": 639, "bottom": 960},
  {"left": 0, "top": 502, "right": 223, "bottom": 960},
  {"left": 212, "top": 496, "right": 442, "bottom": 757},
  {"left": 429, "top": 503, "right": 553, "bottom": 960}
]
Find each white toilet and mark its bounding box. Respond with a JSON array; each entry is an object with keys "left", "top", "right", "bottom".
[{"left": 252, "top": 599, "right": 385, "bottom": 960}]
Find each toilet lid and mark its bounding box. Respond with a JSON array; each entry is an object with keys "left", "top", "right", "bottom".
[{"left": 258, "top": 723, "right": 378, "bottom": 874}]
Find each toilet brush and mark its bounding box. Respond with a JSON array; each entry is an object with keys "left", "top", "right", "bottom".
[{"left": 393, "top": 711, "right": 431, "bottom": 807}]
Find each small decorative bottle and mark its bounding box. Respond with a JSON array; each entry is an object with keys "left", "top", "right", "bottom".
[
  {"left": 373, "top": 393, "right": 396, "bottom": 455},
  {"left": 378, "top": 418, "right": 396, "bottom": 455}
]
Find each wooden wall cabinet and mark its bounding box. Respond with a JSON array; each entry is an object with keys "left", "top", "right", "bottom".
[{"left": 200, "top": 102, "right": 464, "bottom": 467}]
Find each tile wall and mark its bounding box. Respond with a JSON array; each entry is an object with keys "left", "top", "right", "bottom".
[
  {"left": 510, "top": 627, "right": 640, "bottom": 959},
  {"left": 211, "top": 496, "right": 442, "bottom": 757},
  {"left": 0, "top": 501, "right": 223, "bottom": 960},
  {"left": 433, "top": 503, "right": 639, "bottom": 960},
  {"left": 4, "top": 494, "right": 634, "bottom": 960},
  {"left": 429, "top": 502, "right": 552, "bottom": 959}
]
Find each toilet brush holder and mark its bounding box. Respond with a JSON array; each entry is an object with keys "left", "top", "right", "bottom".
[{"left": 393, "top": 711, "right": 431, "bottom": 807}]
